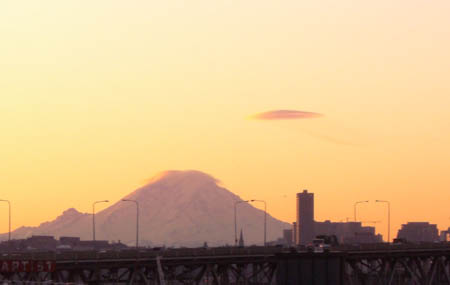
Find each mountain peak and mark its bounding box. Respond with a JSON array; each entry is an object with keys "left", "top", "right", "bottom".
[
  {"left": 3, "top": 170, "right": 290, "bottom": 246},
  {"left": 62, "top": 208, "right": 82, "bottom": 215},
  {"left": 123, "top": 170, "right": 223, "bottom": 201},
  {"left": 145, "top": 170, "right": 220, "bottom": 186}
]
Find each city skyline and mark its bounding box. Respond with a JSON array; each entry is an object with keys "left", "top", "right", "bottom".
[
  {"left": 1, "top": 1, "right": 450, "bottom": 242},
  {"left": 1, "top": 170, "right": 448, "bottom": 245}
]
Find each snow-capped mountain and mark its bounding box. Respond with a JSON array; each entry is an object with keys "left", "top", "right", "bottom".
[{"left": 2, "top": 170, "right": 291, "bottom": 247}]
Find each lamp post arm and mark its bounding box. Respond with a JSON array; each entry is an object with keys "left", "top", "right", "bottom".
[{"left": 354, "top": 200, "right": 369, "bottom": 222}]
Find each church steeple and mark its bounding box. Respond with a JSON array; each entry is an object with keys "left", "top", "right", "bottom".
[{"left": 238, "top": 228, "right": 244, "bottom": 247}]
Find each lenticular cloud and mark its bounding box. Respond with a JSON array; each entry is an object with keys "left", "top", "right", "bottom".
[{"left": 251, "top": 110, "right": 323, "bottom": 120}]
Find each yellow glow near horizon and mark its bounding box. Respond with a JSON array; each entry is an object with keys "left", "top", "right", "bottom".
[{"left": 1, "top": 1, "right": 450, "bottom": 241}]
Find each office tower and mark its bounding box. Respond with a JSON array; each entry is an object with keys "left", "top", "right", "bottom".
[{"left": 297, "top": 190, "right": 314, "bottom": 245}]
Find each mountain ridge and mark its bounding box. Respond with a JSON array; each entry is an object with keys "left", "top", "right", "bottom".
[{"left": 1, "top": 170, "right": 291, "bottom": 246}]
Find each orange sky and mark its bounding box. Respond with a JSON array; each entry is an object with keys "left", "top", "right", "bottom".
[{"left": 1, "top": 1, "right": 450, "bottom": 241}]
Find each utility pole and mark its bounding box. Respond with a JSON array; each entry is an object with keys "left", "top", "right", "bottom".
[
  {"left": 376, "top": 200, "right": 391, "bottom": 243},
  {"left": 122, "top": 199, "right": 139, "bottom": 248},
  {"left": 93, "top": 200, "right": 109, "bottom": 245},
  {"left": 0, "top": 199, "right": 11, "bottom": 242}
]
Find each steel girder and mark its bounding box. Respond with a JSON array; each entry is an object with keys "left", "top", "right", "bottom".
[
  {"left": 1, "top": 247, "right": 450, "bottom": 284},
  {"left": 0, "top": 258, "right": 278, "bottom": 284},
  {"left": 344, "top": 253, "right": 450, "bottom": 284}
]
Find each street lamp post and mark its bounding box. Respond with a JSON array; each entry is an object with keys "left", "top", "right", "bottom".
[
  {"left": 122, "top": 199, "right": 139, "bottom": 248},
  {"left": 376, "top": 200, "right": 391, "bottom": 243},
  {"left": 234, "top": 200, "right": 249, "bottom": 246},
  {"left": 92, "top": 200, "right": 109, "bottom": 244},
  {"left": 354, "top": 200, "right": 369, "bottom": 222},
  {"left": 250, "top": 200, "right": 267, "bottom": 246},
  {"left": 0, "top": 200, "right": 11, "bottom": 242}
]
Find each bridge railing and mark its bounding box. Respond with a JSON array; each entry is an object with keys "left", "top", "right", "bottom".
[{"left": 0, "top": 245, "right": 286, "bottom": 262}]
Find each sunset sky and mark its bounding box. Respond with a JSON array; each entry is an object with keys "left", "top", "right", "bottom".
[{"left": 1, "top": 1, "right": 450, "bottom": 241}]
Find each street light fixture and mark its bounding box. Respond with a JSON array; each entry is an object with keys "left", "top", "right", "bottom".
[
  {"left": 354, "top": 200, "right": 369, "bottom": 222},
  {"left": 92, "top": 200, "right": 109, "bottom": 243},
  {"left": 122, "top": 199, "right": 139, "bottom": 248},
  {"left": 249, "top": 200, "right": 267, "bottom": 246},
  {"left": 376, "top": 200, "right": 391, "bottom": 243},
  {"left": 0, "top": 200, "right": 11, "bottom": 242},
  {"left": 234, "top": 200, "right": 249, "bottom": 246}
]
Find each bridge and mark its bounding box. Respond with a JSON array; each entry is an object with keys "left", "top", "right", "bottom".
[{"left": 0, "top": 244, "right": 449, "bottom": 284}]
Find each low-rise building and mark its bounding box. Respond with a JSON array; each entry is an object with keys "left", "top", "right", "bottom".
[
  {"left": 397, "top": 222, "right": 439, "bottom": 243},
  {"left": 283, "top": 229, "right": 293, "bottom": 246},
  {"left": 315, "top": 220, "right": 382, "bottom": 244}
]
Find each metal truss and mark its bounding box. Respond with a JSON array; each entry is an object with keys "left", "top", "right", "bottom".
[
  {"left": 344, "top": 250, "right": 450, "bottom": 284},
  {"left": 1, "top": 246, "right": 450, "bottom": 284},
  {"left": 0, "top": 258, "right": 278, "bottom": 284}
]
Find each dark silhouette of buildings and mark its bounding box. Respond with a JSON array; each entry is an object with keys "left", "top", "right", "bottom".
[
  {"left": 0, "top": 235, "right": 127, "bottom": 252},
  {"left": 296, "top": 190, "right": 314, "bottom": 245},
  {"left": 22, "top": 235, "right": 58, "bottom": 251},
  {"left": 294, "top": 189, "right": 382, "bottom": 245},
  {"left": 283, "top": 229, "right": 293, "bottom": 246},
  {"left": 59, "top": 236, "right": 81, "bottom": 246},
  {"left": 397, "top": 222, "right": 439, "bottom": 242},
  {"left": 441, "top": 227, "right": 450, "bottom": 241},
  {"left": 315, "top": 220, "right": 382, "bottom": 244},
  {"left": 292, "top": 222, "right": 297, "bottom": 245}
]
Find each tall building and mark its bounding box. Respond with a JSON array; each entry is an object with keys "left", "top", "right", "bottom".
[{"left": 297, "top": 190, "right": 315, "bottom": 245}]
